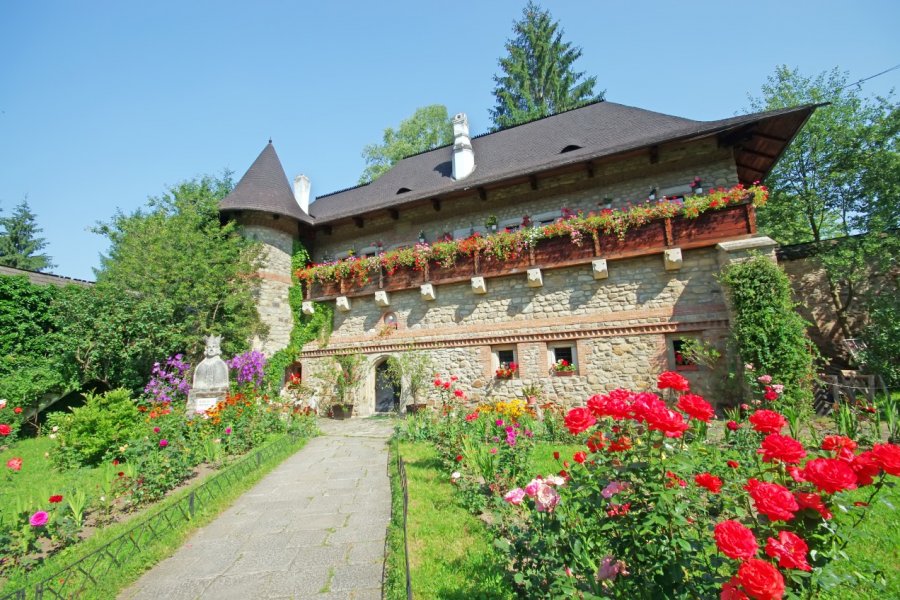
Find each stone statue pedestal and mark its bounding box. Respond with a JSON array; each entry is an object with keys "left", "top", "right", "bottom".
[{"left": 186, "top": 388, "right": 228, "bottom": 415}]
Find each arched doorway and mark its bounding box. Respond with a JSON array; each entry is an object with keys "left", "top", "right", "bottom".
[{"left": 375, "top": 359, "right": 400, "bottom": 413}]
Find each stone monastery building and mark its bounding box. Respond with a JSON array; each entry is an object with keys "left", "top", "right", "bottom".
[{"left": 219, "top": 101, "right": 814, "bottom": 416}]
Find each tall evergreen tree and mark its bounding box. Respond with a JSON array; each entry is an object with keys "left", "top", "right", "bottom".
[
  {"left": 489, "top": 1, "right": 602, "bottom": 130},
  {"left": 0, "top": 198, "right": 55, "bottom": 271}
]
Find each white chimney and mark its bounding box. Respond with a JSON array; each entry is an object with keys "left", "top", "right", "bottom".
[
  {"left": 451, "top": 113, "right": 475, "bottom": 180},
  {"left": 293, "top": 174, "right": 310, "bottom": 214}
]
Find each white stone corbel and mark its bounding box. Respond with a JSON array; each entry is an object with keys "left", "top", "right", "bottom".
[
  {"left": 336, "top": 296, "right": 351, "bottom": 312},
  {"left": 591, "top": 259, "right": 609, "bottom": 280},
  {"left": 374, "top": 290, "right": 390, "bottom": 307},
  {"left": 664, "top": 248, "right": 683, "bottom": 271},
  {"left": 471, "top": 276, "right": 487, "bottom": 294},
  {"left": 301, "top": 301, "right": 315, "bottom": 315},
  {"left": 420, "top": 283, "right": 436, "bottom": 301},
  {"left": 526, "top": 268, "right": 543, "bottom": 288}
]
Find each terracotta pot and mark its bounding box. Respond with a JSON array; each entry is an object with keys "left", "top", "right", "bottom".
[
  {"left": 330, "top": 403, "right": 353, "bottom": 419},
  {"left": 554, "top": 371, "right": 575, "bottom": 377}
]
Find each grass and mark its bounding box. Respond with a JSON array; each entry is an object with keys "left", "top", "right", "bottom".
[
  {"left": 1, "top": 431, "right": 313, "bottom": 599},
  {"left": 386, "top": 441, "right": 514, "bottom": 600}
]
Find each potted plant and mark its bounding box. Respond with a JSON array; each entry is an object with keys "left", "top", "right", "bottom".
[
  {"left": 496, "top": 361, "right": 518, "bottom": 379},
  {"left": 385, "top": 350, "right": 433, "bottom": 415},
  {"left": 552, "top": 359, "right": 577, "bottom": 376},
  {"left": 327, "top": 353, "right": 366, "bottom": 419},
  {"left": 485, "top": 215, "right": 499, "bottom": 233},
  {"left": 521, "top": 381, "right": 543, "bottom": 406}
]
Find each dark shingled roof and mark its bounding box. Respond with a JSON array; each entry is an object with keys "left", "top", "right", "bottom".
[
  {"left": 308, "top": 101, "right": 816, "bottom": 224},
  {"left": 0, "top": 265, "right": 93, "bottom": 287},
  {"left": 219, "top": 142, "right": 313, "bottom": 224}
]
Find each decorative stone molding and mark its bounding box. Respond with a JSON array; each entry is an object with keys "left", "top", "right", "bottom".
[
  {"left": 336, "top": 296, "right": 351, "bottom": 312},
  {"left": 471, "top": 277, "right": 487, "bottom": 294},
  {"left": 300, "top": 319, "right": 730, "bottom": 358},
  {"left": 420, "top": 283, "right": 436, "bottom": 301},
  {"left": 663, "top": 248, "right": 683, "bottom": 271},
  {"left": 301, "top": 301, "right": 315, "bottom": 315},
  {"left": 526, "top": 268, "right": 543, "bottom": 288},
  {"left": 591, "top": 259, "right": 609, "bottom": 280},
  {"left": 374, "top": 291, "right": 390, "bottom": 307}
]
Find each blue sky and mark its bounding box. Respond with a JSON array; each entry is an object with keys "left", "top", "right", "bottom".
[{"left": 2, "top": 0, "right": 898, "bottom": 280}]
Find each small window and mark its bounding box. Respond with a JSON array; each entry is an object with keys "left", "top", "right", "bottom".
[
  {"left": 498, "top": 349, "right": 515, "bottom": 365},
  {"left": 673, "top": 339, "right": 698, "bottom": 371},
  {"left": 549, "top": 343, "right": 577, "bottom": 375},
  {"left": 492, "top": 345, "right": 518, "bottom": 379},
  {"left": 552, "top": 346, "right": 573, "bottom": 364}
]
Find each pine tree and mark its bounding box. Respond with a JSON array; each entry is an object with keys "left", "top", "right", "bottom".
[
  {"left": 489, "top": 1, "right": 602, "bottom": 130},
  {"left": 0, "top": 199, "right": 55, "bottom": 272}
]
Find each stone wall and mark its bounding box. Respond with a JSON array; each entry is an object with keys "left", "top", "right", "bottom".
[
  {"left": 241, "top": 213, "right": 295, "bottom": 355},
  {"left": 312, "top": 139, "right": 738, "bottom": 261}
]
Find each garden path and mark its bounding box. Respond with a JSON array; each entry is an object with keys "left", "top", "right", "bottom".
[{"left": 119, "top": 417, "right": 394, "bottom": 600}]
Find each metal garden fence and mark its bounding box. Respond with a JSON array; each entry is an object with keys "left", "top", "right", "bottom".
[
  {"left": 397, "top": 451, "right": 412, "bottom": 600},
  {"left": 0, "top": 432, "right": 302, "bottom": 600}
]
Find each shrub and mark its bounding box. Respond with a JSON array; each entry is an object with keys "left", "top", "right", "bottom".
[
  {"left": 48, "top": 389, "right": 143, "bottom": 468},
  {"left": 720, "top": 255, "right": 817, "bottom": 412}
]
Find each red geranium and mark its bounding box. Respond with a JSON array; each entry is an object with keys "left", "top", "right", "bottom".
[
  {"left": 758, "top": 434, "right": 806, "bottom": 465},
  {"left": 695, "top": 472, "right": 723, "bottom": 494},
  {"left": 794, "top": 492, "right": 832, "bottom": 520},
  {"left": 748, "top": 410, "right": 786, "bottom": 434},
  {"left": 737, "top": 558, "right": 785, "bottom": 600},
  {"left": 657, "top": 371, "right": 690, "bottom": 392},
  {"left": 872, "top": 442, "right": 900, "bottom": 477},
  {"left": 677, "top": 393, "right": 714, "bottom": 422},
  {"left": 0, "top": 424, "right": 11, "bottom": 436},
  {"left": 765, "top": 531, "right": 811, "bottom": 571},
  {"left": 744, "top": 479, "right": 798, "bottom": 521},
  {"left": 714, "top": 520, "right": 758, "bottom": 559},
  {"left": 49, "top": 495, "right": 63, "bottom": 503},
  {"left": 564, "top": 407, "right": 596, "bottom": 435},
  {"left": 801, "top": 458, "right": 858, "bottom": 494}
]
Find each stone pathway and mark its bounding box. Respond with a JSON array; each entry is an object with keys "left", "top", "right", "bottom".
[{"left": 119, "top": 417, "right": 394, "bottom": 600}]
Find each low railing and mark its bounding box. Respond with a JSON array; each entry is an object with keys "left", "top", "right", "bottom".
[
  {"left": 0, "top": 432, "right": 304, "bottom": 600},
  {"left": 308, "top": 202, "right": 756, "bottom": 300},
  {"left": 398, "top": 452, "right": 412, "bottom": 600}
]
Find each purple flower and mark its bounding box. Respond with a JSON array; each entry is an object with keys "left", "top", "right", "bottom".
[
  {"left": 29, "top": 511, "right": 49, "bottom": 527},
  {"left": 159, "top": 439, "right": 169, "bottom": 448},
  {"left": 144, "top": 354, "right": 191, "bottom": 403},
  {"left": 228, "top": 351, "right": 267, "bottom": 387}
]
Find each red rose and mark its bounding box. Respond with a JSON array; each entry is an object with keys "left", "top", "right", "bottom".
[
  {"left": 6, "top": 457, "right": 22, "bottom": 471},
  {"left": 794, "top": 492, "right": 832, "bottom": 520},
  {"left": 714, "top": 520, "right": 758, "bottom": 559},
  {"left": 785, "top": 466, "right": 805, "bottom": 483},
  {"left": 564, "top": 407, "right": 596, "bottom": 435},
  {"left": 645, "top": 405, "right": 690, "bottom": 438},
  {"left": 587, "top": 390, "right": 631, "bottom": 420},
  {"left": 727, "top": 460, "right": 740, "bottom": 469},
  {"left": 657, "top": 371, "right": 690, "bottom": 392},
  {"left": 758, "top": 434, "right": 806, "bottom": 465},
  {"left": 850, "top": 451, "right": 881, "bottom": 486},
  {"left": 0, "top": 424, "right": 10, "bottom": 436},
  {"left": 721, "top": 576, "right": 750, "bottom": 600},
  {"left": 455, "top": 454, "right": 463, "bottom": 462},
  {"left": 737, "top": 558, "right": 785, "bottom": 600},
  {"left": 763, "top": 388, "right": 778, "bottom": 401},
  {"left": 744, "top": 479, "right": 798, "bottom": 521},
  {"left": 677, "top": 393, "right": 714, "bottom": 422},
  {"left": 695, "top": 472, "right": 723, "bottom": 494},
  {"left": 727, "top": 420, "right": 740, "bottom": 431},
  {"left": 765, "top": 531, "right": 811, "bottom": 571},
  {"left": 553, "top": 451, "right": 560, "bottom": 460},
  {"left": 748, "top": 410, "right": 786, "bottom": 434},
  {"left": 821, "top": 435, "right": 857, "bottom": 454},
  {"left": 872, "top": 443, "right": 900, "bottom": 477},
  {"left": 802, "top": 458, "right": 858, "bottom": 494},
  {"left": 13, "top": 407, "right": 22, "bottom": 414},
  {"left": 573, "top": 451, "right": 587, "bottom": 464},
  {"left": 49, "top": 495, "right": 63, "bottom": 503}
]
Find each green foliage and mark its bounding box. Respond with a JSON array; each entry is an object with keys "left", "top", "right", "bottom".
[
  {"left": 48, "top": 389, "right": 143, "bottom": 468},
  {"left": 720, "top": 255, "right": 817, "bottom": 411},
  {"left": 0, "top": 199, "right": 55, "bottom": 272},
  {"left": 385, "top": 350, "right": 433, "bottom": 406},
  {"left": 490, "top": 1, "right": 601, "bottom": 130},
  {"left": 359, "top": 104, "right": 454, "bottom": 184},
  {"left": 859, "top": 275, "right": 900, "bottom": 386},
  {"left": 329, "top": 353, "right": 366, "bottom": 405},
  {"left": 93, "top": 173, "right": 263, "bottom": 362}
]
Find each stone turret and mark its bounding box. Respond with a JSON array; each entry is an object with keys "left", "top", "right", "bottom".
[{"left": 219, "top": 142, "right": 311, "bottom": 355}]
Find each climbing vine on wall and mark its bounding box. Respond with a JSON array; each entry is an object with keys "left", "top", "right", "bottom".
[{"left": 263, "top": 241, "right": 334, "bottom": 397}]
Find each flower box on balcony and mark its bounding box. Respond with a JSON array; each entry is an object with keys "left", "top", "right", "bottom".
[
  {"left": 480, "top": 251, "right": 531, "bottom": 277},
  {"left": 427, "top": 254, "right": 477, "bottom": 283},
  {"left": 553, "top": 370, "right": 576, "bottom": 377},
  {"left": 532, "top": 235, "right": 595, "bottom": 266}
]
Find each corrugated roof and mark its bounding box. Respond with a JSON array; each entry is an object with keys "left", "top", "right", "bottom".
[
  {"left": 307, "top": 101, "right": 816, "bottom": 223},
  {"left": 219, "top": 142, "right": 313, "bottom": 224}
]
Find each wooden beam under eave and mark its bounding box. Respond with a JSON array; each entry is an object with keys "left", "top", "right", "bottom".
[
  {"left": 353, "top": 216, "right": 364, "bottom": 228},
  {"left": 477, "top": 187, "right": 487, "bottom": 201},
  {"left": 750, "top": 131, "right": 790, "bottom": 144},
  {"left": 585, "top": 161, "right": 595, "bottom": 178},
  {"left": 388, "top": 209, "right": 399, "bottom": 220},
  {"left": 649, "top": 145, "right": 659, "bottom": 164},
  {"left": 740, "top": 147, "right": 779, "bottom": 160},
  {"left": 735, "top": 161, "right": 766, "bottom": 176},
  {"left": 529, "top": 175, "right": 539, "bottom": 190},
  {"left": 322, "top": 225, "right": 332, "bottom": 236},
  {"left": 431, "top": 198, "right": 441, "bottom": 212}
]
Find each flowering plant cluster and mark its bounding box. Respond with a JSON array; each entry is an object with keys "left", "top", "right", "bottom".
[
  {"left": 432, "top": 374, "right": 466, "bottom": 405},
  {"left": 497, "top": 371, "right": 899, "bottom": 599},
  {"left": 297, "top": 184, "right": 768, "bottom": 284},
  {"left": 0, "top": 398, "right": 25, "bottom": 443},
  {"left": 228, "top": 350, "right": 267, "bottom": 388},
  {"left": 552, "top": 359, "right": 576, "bottom": 373},
  {"left": 496, "top": 361, "right": 518, "bottom": 379},
  {"left": 143, "top": 354, "right": 191, "bottom": 403}
]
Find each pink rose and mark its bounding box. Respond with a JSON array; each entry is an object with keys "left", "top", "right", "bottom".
[
  {"left": 503, "top": 488, "right": 526, "bottom": 505},
  {"left": 597, "top": 555, "right": 625, "bottom": 581},
  {"left": 601, "top": 481, "right": 631, "bottom": 498},
  {"left": 29, "top": 511, "right": 49, "bottom": 527},
  {"left": 757, "top": 375, "right": 773, "bottom": 384},
  {"left": 524, "top": 477, "right": 543, "bottom": 497},
  {"left": 534, "top": 483, "right": 560, "bottom": 512}
]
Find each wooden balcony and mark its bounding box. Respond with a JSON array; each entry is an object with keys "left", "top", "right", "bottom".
[{"left": 306, "top": 202, "right": 756, "bottom": 300}]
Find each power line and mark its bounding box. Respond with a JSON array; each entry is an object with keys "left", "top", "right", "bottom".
[{"left": 835, "top": 63, "right": 900, "bottom": 92}]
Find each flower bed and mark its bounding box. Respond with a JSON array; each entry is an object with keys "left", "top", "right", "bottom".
[{"left": 300, "top": 183, "right": 767, "bottom": 300}]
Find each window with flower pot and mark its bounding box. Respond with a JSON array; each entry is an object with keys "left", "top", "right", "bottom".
[
  {"left": 672, "top": 339, "right": 698, "bottom": 371},
  {"left": 549, "top": 344, "right": 577, "bottom": 375},
  {"left": 493, "top": 345, "right": 518, "bottom": 379}
]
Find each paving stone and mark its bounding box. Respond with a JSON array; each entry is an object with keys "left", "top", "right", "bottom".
[
  {"left": 330, "top": 562, "right": 385, "bottom": 592},
  {"left": 347, "top": 541, "right": 385, "bottom": 565}
]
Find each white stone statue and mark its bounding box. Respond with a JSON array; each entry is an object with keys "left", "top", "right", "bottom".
[{"left": 186, "top": 335, "right": 229, "bottom": 415}]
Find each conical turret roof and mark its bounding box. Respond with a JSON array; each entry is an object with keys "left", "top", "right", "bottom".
[{"left": 219, "top": 142, "right": 312, "bottom": 224}]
